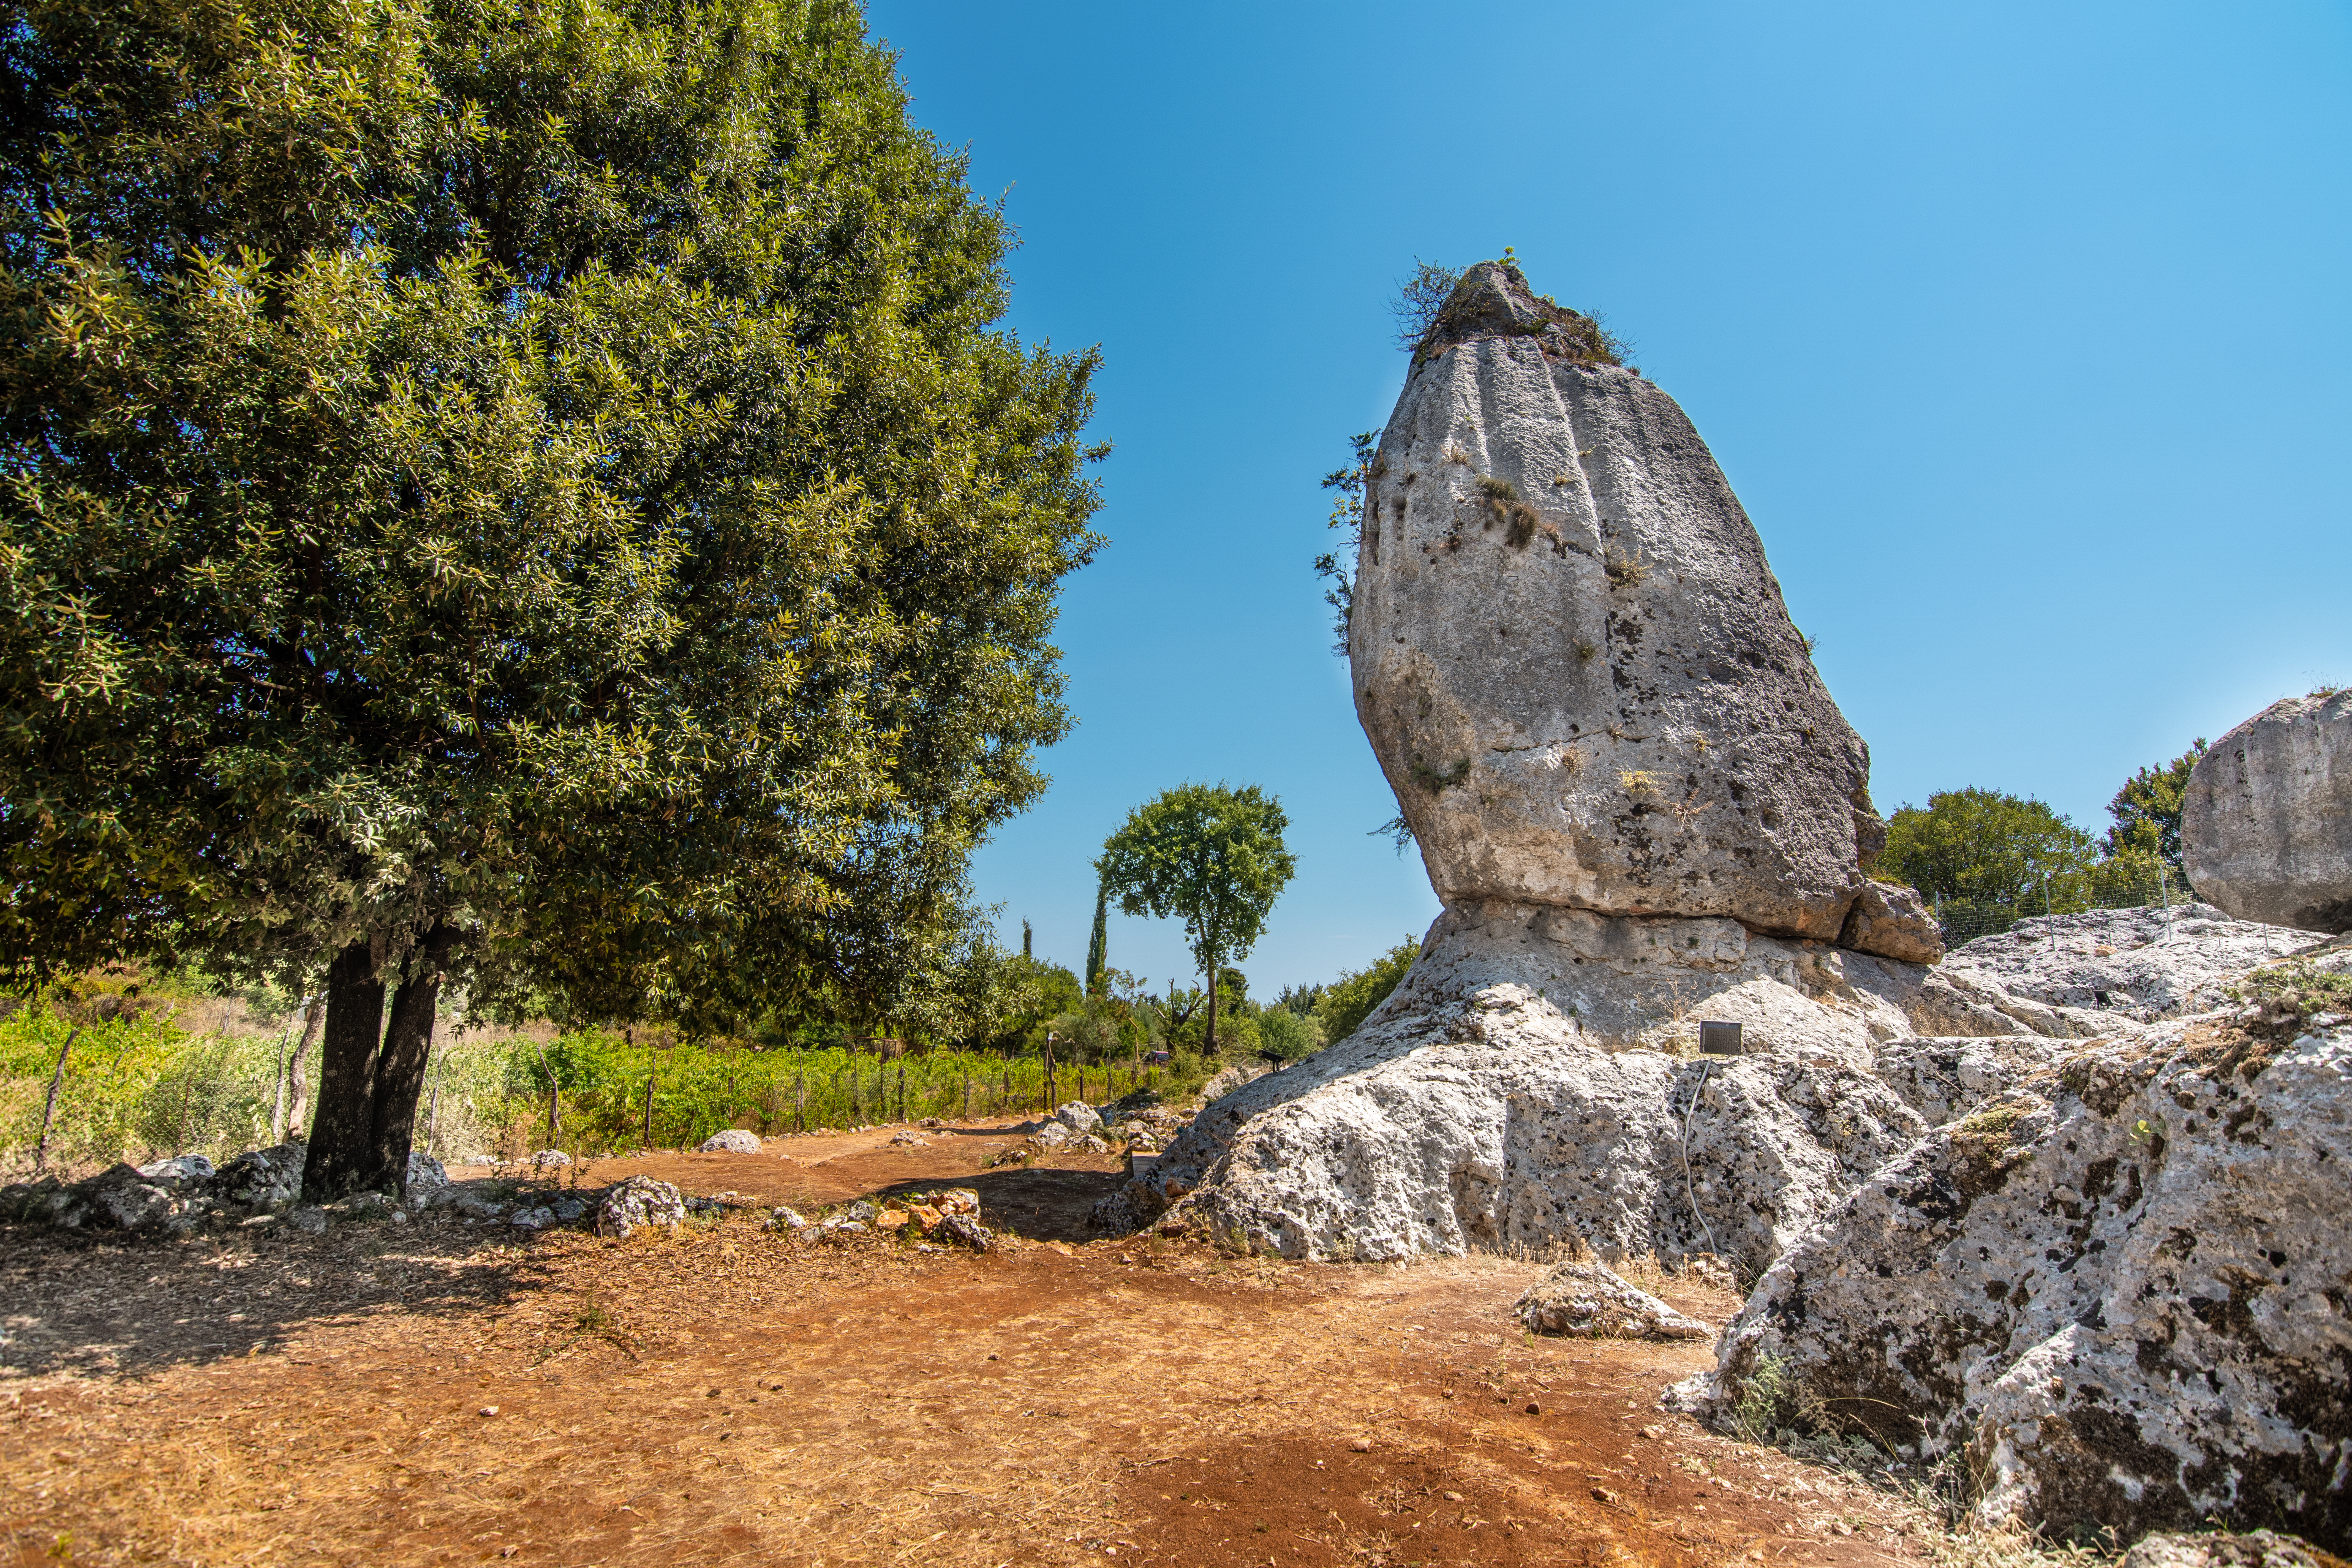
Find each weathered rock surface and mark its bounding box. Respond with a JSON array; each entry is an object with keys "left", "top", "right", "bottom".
[
  {"left": 1688, "top": 1000, "right": 2352, "bottom": 1552},
  {"left": 1948, "top": 906, "right": 2329, "bottom": 1023},
  {"left": 2123, "top": 1531, "right": 2347, "bottom": 1568},
  {"left": 1870, "top": 1035, "right": 2072, "bottom": 1126},
  {"left": 1838, "top": 882, "right": 1945, "bottom": 965},
  {"left": 1326, "top": 897, "right": 2099, "bottom": 1061},
  {"left": 1515, "top": 1260, "right": 1710, "bottom": 1339},
  {"left": 1113, "top": 977, "right": 1930, "bottom": 1276},
  {"left": 2185, "top": 692, "right": 2352, "bottom": 933},
  {"left": 1352, "top": 259, "right": 1888, "bottom": 946},
  {"left": 697, "top": 1129, "right": 762, "bottom": 1154},
  {"left": 595, "top": 1175, "right": 685, "bottom": 1239},
  {"left": 1095, "top": 892, "right": 2141, "bottom": 1258}
]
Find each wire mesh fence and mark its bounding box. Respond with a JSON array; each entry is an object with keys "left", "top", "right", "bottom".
[{"left": 1933, "top": 865, "right": 2200, "bottom": 949}]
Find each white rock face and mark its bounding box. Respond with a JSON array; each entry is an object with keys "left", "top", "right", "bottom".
[
  {"left": 1339, "top": 897, "right": 2099, "bottom": 1059},
  {"left": 2184, "top": 692, "right": 2352, "bottom": 933},
  {"left": 1097, "top": 897, "right": 2139, "bottom": 1263},
  {"left": 1125, "top": 978, "right": 1931, "bottom": 1277},
  {"left": 1946, "top": 905, "right": 2329, "bottom": 1023},
  {"left": 1691, "top": 1004, "right": 2352, "bottom": 1552},
  {"left": 1352, "top": 260, "right": 1886, "bottom": 945}
]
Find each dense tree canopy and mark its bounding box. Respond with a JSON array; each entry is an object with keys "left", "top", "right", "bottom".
[
  {"left": 1879, "top": 789, "right": 2102, "bottom": 910},
  {"left": 0, "top": 0, "right": 1102, "bottom": 1192},
  {"left": 2105, "top": 741, "right": 2208, "bottom": 876},
  {"left": 1096, "top": 784, "right": 1293, "bottom": 1054}
]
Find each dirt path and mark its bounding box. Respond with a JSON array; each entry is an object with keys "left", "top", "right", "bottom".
[{"left": 2, "top": 1124, "right": 1933, "bottom": 1567}]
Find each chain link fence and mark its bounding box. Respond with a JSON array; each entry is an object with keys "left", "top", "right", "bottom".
[{"left": 1933, "top": 866, "right": 2199, "bottom": 949}]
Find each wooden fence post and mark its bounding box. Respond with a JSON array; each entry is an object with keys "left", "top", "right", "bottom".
[
  {"left": 33, "top": 1025, "right": 81, "bottom": 1176},
  {"left": 897, "top": 1064, "right": 906, "bottom": 1124},
  {"left": 795, "top": 1072, "right": 805, "bottom": 1133}
]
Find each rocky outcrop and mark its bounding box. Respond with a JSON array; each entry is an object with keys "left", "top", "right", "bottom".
[
  {"left": 1351, "top": 259, "right": 1893, "bottom": 950},
  {"left": 1685, "top": 998, "right": 2352, "bottom": 1552},
  {"left": 1119, "top": 977, "right": 1932, "bottom": 1277},
  {"left": 1096, "top": 895, "right": 2128, "bottom": 1261},
  {"left": 2185, "top": 692, "right": 2352, "bottom": 933},
  {"left": 1946, "top": 906, "right": 2330, "bottom": 1023},
  {"left": 1515, "top": 1260, "right": 1710, "bottom": 1339}
]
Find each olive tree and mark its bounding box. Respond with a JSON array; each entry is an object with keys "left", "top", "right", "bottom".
[{"left": 0, "top": 0, "right": 1102, "bottom": 1196}]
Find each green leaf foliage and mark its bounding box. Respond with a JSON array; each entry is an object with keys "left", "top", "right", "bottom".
[
  {"left": 1096, "top": 783, "right": 1296, "bottom": 1015},
  {"left": 1313, "top": 936, "right": 1419, "bottom": 1043},
  {"left": 0, "top": 0, "right": 1103, "bottom": 1032},
  {"left": 2105, "top": 740, "right": 2208, "bottom": 874},
  {"left": 1879, "top": 788, "right": 2104, "bottom": 910}
]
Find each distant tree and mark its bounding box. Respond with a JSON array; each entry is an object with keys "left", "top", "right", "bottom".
[
  {"left": 1257, "top": 1008, "right": 1323, "bottom": 1062},
  {"left": 1083, "top": 878, "right": 1109, "bottom": 996},
  {"left": 1313, "top": 937, "right": 1421, "bottom": 1043},
  {"left": 2106, "top": 741, "right": 2209, "bottom": 876},
  {"left": 1879, "top": 789, "right": 2103, "bottom": 913},
  {"left": 0, "top": 0, "right": 1102, "bottom": 1197},
  {"left": 1274, "top": 981, "right": 1325, "bottom": 1017},
  {"left": 1097, "top": 784, "right": 1296, "bottom": 1055}
]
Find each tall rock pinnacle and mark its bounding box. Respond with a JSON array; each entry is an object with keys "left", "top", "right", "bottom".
[{"left": 1351, "top": 259, "right": 1892, "bottom": 944}]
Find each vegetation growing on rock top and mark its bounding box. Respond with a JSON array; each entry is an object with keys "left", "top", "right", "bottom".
[{"left": 1409, "top": 254, "right": 1629, "bottom": 366}]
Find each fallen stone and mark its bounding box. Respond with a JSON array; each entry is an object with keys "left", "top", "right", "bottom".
[
  {"left": 698, "top": 1130, "right": 762, "bottom": 1154},
  {"left": 937, "top": 1213, "right": 992, "bottom": 1252},
  {"left": 404, "top": 1150, "right": 457, "bottom": 1207},
  {"left": 530, "top": 1149, "right": 572, "bottom": 1168},
  {"left": 1838, "top": 882, "right": 1944, "bottom": 965},
  {"left": 210, "top": 1142, "right": 306, "bottom": 1210},
  {"left": 509, "top": 1206, "right": 555, "bottom": 1231},
  {"left": 286, "top": 1206, "right": 327, "bottom": 1235},
  {"left": 1514, "top": 1261, "right": 1710, "bottom": 1340},
  {"left": 934, "top": 1188, "right": 979, "bottom": 1217},
  {"left": 595, "top": 1176, "right": 685, "bottom": 1240},
  {"left": 1033, "top": 1122, "right": 1072, "bottom": 1150},
  {"left": 1689, "top": 1000, "right": 2352, "bottom": 1551},
  {"left": 2122, "top": 1532, "right": 2344, "bottom": 1568},
  {"left": 137, "top": 1154, "right": 215, "bottom": 1187},
  {"left": 1352, "top": 258, "right": 1885, "bottom": 944},
  {"left": 2184, "top": 691, "right": 2352, "bottom": 932},
  {"left": 1050, "top": 1101, "right": 1103, "bottom": 1136},
  {"left": 769, "top": 1206, "right": 809, "bottom": 1230}
]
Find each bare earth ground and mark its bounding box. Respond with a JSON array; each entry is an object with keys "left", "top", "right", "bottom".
[{"left": 1, "top": 1121, "right": 1935, "bottom": 1568}]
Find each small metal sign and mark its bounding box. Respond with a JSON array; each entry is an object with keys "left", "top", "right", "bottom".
[{"left": 1699, "top": 1020, "right": 1744, "bottom": 1056}]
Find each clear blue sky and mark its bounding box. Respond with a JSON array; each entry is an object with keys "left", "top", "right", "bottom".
[{"left": 866, "top": 0, "right": 2352, "bottom": 998}]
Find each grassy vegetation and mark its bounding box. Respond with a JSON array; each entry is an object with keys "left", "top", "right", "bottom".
[{"left": 0, "top": 990, "right": 1232, "bottom": 1178}]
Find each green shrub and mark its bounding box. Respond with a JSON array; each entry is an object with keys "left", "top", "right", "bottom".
[
  {"left": 1257, "top": 1010, "right": 1324, "bottom": 1062},
  {"left": 1314, "top": 938, "right": 1421, "bottom": 1043}
]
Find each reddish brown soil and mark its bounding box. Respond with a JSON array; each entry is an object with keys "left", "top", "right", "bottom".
[{"left": 1, "top": 1124, "right": 1932, "bottom": 1567}]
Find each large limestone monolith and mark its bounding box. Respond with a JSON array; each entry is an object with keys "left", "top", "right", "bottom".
[
  {"left": 1351, "top": 259, "right": 1889, "bottom": 945},
  {"left": 2182, "top": 691, "right": 2352, "bottom": 933}
]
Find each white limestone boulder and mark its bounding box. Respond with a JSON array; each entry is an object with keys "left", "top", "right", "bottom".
[
  {"left": 2184, "top": 691, "right": 2352, "bottom": 933},
  {"left": 1352, "top": 259, "right": 1889, "bottom": 947}
]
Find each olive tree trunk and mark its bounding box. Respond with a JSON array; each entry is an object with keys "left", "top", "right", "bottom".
[{"left": 301, "top": 927, "right": 454, "bottom": 1200}]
